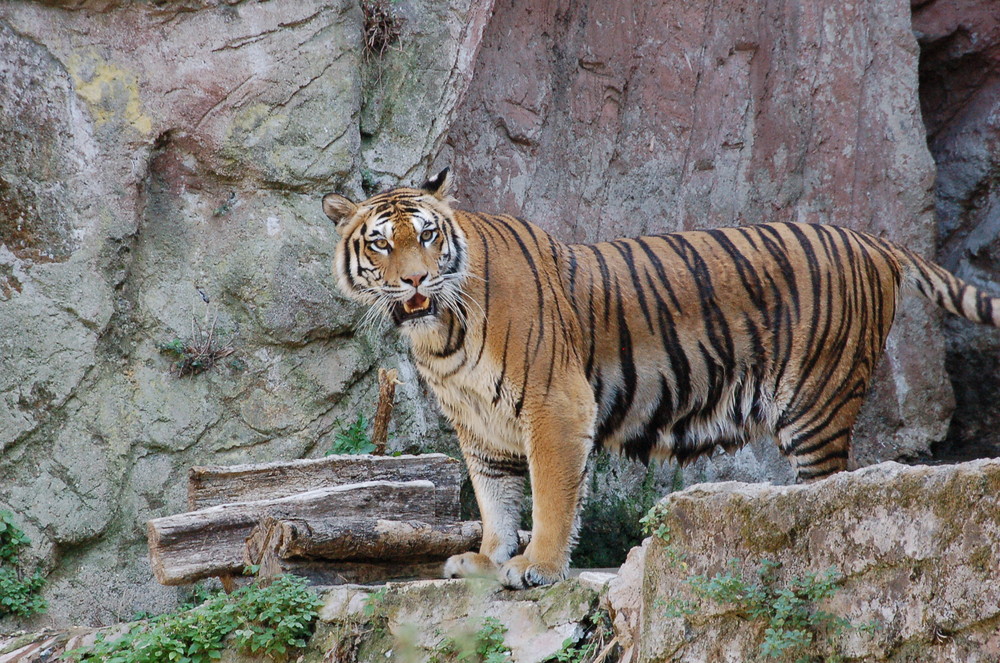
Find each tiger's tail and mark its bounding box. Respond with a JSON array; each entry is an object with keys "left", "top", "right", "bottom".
[{"left": 901, "top": 250, "right": 1000, "bottom": 328}]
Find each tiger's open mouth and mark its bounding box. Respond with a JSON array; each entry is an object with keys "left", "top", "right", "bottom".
[{"left": 392, "top": 293, "right": 436, "bottom": 324}]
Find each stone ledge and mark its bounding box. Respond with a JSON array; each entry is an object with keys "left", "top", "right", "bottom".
[
  {"left": 6, "top": 459, "right": 1000, "bottom": 662},
  {"left": 608, "top": 459, "right": 1000, "bottom": 662},
  {"left": 312, "top": 576, "right": 608, "bottom": 663}
]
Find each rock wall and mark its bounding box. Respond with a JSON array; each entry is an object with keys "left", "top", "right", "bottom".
[
  {"left": 913, "top": 0, "right": 1000, "bottom": 461},
  {"left": 443, "top": 0, "right": 950, "bottom": 476},
  {"left": 0, "top": 0, "right": 992, "bottom": 627},
  {"left": 610, "top": 459, "right": 1000, "bottom": 662},
  {"left": 0, "top": 0, "right": 486, "bottom": 627}
]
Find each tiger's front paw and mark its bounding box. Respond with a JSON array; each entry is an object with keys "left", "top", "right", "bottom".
[
  {"left": 498, "top": 555, "right": 566, "bottom": 589},
  {"left": 443, "top": 552, "right": 498, "bottom": 580}
]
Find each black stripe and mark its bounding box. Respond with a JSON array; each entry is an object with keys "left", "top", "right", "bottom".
[
  {"left": 584, "top": 263, "right": 598, "bottom": 380},
  {"left": 756, "top": 225, "right": 802, "bottom": 319},
  {"left": 792, "top": 427, "right": 851, "bottom": 457},
  {"left": 621, "top": 374, "right": 675, "bottom": 464},
  {"left": 641, "top": 268, "right": 692, "bottom": 410},
  {"left": 781, "top": 224, "right": 832, "bottom": 419},
  {"left": 633, "top": 237, "right": 683, "bottom": 310},
  {"left": 661, "top": 233, "right": 735, "bottom": 379},
  {"left": 467, "top": 222, "right": 490, "bottom": 368},
  {"left": 706, "top": 228, "right": 771, "bottom": 327},
  {"left": 584, "top": 244, "right": 615, "bottom": 327},
  {"left": 607, "top": 240, "right": 656, "bottom": 335},
  {"left": 951, "top": 284, "right": 969, "bottom": 318},
  {"left": 979, "top": 292, "right": 995, "bottom": 324},
  {"left": 514, "top": 322, "right": 534, "bottom": 418},
  {"left": 796, "top": 448, "right": 849, "bottom": 470},
  {"left": 594, "top": 278, "right": 637, "bottom": 444},
  {"left": 493, "top": 216, "right": 546, "bottom": 356},
  {"left": 494, "top": 320, "right": 513, "bottom": 405}
]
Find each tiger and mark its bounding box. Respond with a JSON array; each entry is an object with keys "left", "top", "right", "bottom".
[{"left": 321, "top": 168, "right": 1000, "bottom": 589}]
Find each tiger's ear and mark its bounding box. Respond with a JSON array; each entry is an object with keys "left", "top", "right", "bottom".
[
  {"left": 322, "top": 193, "right": 358, "bottom": 232},
  {"left": 421, "top": 167, "right": 452, "bottom": 200}
]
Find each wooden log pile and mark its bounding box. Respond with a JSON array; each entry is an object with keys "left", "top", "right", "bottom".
[{"left": 145, "top": 452, "right": 494, "bottom": 587}]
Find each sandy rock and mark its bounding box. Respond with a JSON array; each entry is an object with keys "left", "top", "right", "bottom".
[{"left": 314, "top": 578, "right": 602, "bottom": 663}]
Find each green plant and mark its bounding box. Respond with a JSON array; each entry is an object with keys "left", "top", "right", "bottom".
[
  {"left": 65, "top": 574, "right": 323, "bottom": 663},
  {"left": 674, "top": 559, "right": 864, "bottom": 662},
  {"left": 433, "top": 616, "right": 511, "bottom": 663},
  {"left": 157, "top": 303, "right": 235, "bottom": 377},
  {"left": 639, "top": 502, "right": 672, "bottom": 544},
  {"left": 362, "top": 586, "right": 388, "bottom": 618},
  {"left": 0, "top": 510, "right": 47, "bottom": 618},
  {"left": 178, "top": 582, "right": 225, "bottom": 611},
  {"left": 326, "top": 413, "right": 376, "bottom": 455},
  {"left": 545, "top": 637, "right": 597, "bottom": 662},
  {"left": 572, "top": 463, "right": 661, "bottom": 569}
]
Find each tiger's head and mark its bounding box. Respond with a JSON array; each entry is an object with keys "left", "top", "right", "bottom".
[{"left": 322, "top": 168, "right": 470, "bottom": 331}]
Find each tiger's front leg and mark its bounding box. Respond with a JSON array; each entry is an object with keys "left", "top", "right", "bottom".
[
  {"left": 497, "top": 384, "right": 595, "bottom": 589},
  {"left": 443, "top": 432, "right": 526, "bottom": 580}
]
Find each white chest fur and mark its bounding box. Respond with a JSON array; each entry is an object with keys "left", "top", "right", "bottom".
[{"left": 408, "top": 333, "right": 525, "bottom": 458}]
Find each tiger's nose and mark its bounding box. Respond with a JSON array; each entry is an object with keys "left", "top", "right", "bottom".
[{"left": 401, "top": 272, "right": 428, "bottom": 288}]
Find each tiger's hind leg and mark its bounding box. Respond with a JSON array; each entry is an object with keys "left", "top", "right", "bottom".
[{"left": 777, "top": 395, "right": 865, "bottom": 482}]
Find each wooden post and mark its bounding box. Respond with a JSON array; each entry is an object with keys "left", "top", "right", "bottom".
[{"left": 372, "top": 368, "right": 399, "bottom": 455}]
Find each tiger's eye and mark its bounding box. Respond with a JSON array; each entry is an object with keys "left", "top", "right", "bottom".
[
  {"left": 372, "top": 238, "right": 390, "bottom": 251},
  {"left": 420, "top": 229, "right": 436, "bottom": 243}
]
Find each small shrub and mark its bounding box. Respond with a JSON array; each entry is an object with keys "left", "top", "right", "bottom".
[
  {"left": 65, "top": 574, "right": 322, "bottom": 663},
  {"left": 545, "top": 637, "right": 597, "bottom": 662},
  {"left": 0, "top": 510, "right": 47, "bottom": 618},
  {"left": 639, "top": 502, "right": 672, "bottom": 544},
  {"left": 362, "top": 0, "right": 402, "bottom": 59},
  {"left": 157, "top": 303, "right": 235, "bottom": 377}
]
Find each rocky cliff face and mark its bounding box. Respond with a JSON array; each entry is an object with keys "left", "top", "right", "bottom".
[
  {"left": 0, "top": 0, "right": 995, "bottom": 627},
  {"left": 913, "top": 0, "right": 1000, "bottom": 461},
  {"left": 443, "top": 0, "right": 950, "bottom": 474},
  {"left": 0, "top": 0, "right": 483, "bottom": 626}
]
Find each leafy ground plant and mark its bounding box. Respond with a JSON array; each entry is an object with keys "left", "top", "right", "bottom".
[
  {"left": 325, "top": 413, "right": 376, "bottom": 455},
  {"left": 64, "top": 574, "right": 323, "bottom": 663},
  {"left": 668, "top": 558, "right": 877, "bottom": 663},
  {"left": 0, "top": 510, "right": 47, "bottom": 618},
  {"left": 432, "top": 616, "right": 511, "bottom": 663}
]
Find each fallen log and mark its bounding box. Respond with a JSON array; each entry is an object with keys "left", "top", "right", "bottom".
[
  {"left": 148, "top": 480, "right": 437, "bottom": 586},
  {"left": 246, "top": 517, "right": 487, "bottom": 565},
  {"left": 187, "top": 453, "right": 462, "bottom": 521},
  {"left": 255, "top": 558, "right": 445, "bottom": 586}
]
